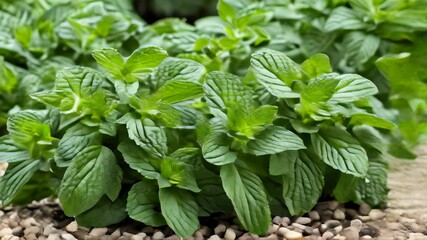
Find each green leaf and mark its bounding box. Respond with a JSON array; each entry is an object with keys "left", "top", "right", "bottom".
[
  {"left": 55, "top": 124, "right": 101, "bottom": 167},
  {"left": 244, "top": 126, "right": 305, "bottom": 156},
  {"left": 0, "top": 136, "right": 30, "bottom": 163},
  {"left": 217, "top": 0, "right": 236, "bottom": 23},
  {"left": 159, "top": 157, "right": 200, "bottom": 192},
  {"left": 92, "top": 48, "right": 124, "bottom": 79},
  {"left": 122, "top": 46, "right": 168, "bottom": 82},
  {"left": 195, "top": 168, "right": 233, "bottom": 214},
  {"left": 118, "top": 139, "right": 159, "bottom": 179},
  {"left": 269, "top": 150, "right": 298, "bottom": 176},
  {"left": 325, "top": 7, "right": 367, "bottom": 32},
  {"left": 150, "top": 57, "right": 206, "bottom": 90},
  {"left": 220, "top": 164, "right": 270, "bottom": 235},
  {"left": 327, "top": 73, "right": 378, "bottom": 103},
  {"left": 311, "top": 126, "right": 369, "bottom": 177},
  {"left": 159, "top": 188, "right": 199, "bottom": 237},
  {"left": 202, "top": 133, "right": 237, "bottom": 165},
  {"left": 151, "top": 80, "right": 204, "bottom": 104},
  {"left": 126, "top": 118, "right": 168, "bottom": 159},
  {"left": 76, "top": 196, "right": 127, "bottom": 227},
  {"left": 352, "top": 125, "right": 385, "bottom": 152},
  {"left": 0, "top": 160, "right": 41, "bottom": 205},
  {"left": 301, "top": 53, "right": 332, "bottom": 79},
  {"left": 282, "top": 151, "right": 324, "bottom": 215},
  {"left": 342, "top": 32, "right": 380, "bottom": 67},
  {"left": 349, "top": 113, "right": 396, "bottom": 130},
  {"left": 59, "top": 146, "right": 123, "bottom": 216},
  {"left": 251, "top": 49, "right": 302, "bottom": 98},
  {"left": 127, "top": 180, "right": 166, "bottom": 227},
  {"left": 203, "top": 71, "right": 252, "bottom": 111}
]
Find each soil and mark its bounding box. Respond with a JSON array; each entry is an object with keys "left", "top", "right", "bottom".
[{"left": 1, "top": 146, "right": 427, "bottom": 240}]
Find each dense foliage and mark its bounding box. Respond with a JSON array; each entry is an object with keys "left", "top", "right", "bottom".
[{"left": 0, "top": 0, "right": 426, "bottom": 237}]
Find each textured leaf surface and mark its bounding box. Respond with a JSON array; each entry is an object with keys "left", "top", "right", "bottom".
[
  {"left": 59, "top": 146, "right": 123, "bottom": 216},
  {"left": 282, "top": 151, "right": 324, "bottom": 215},
  {"left": 220, "top": 164, "right": 270, "bottom": 234},
  {"left": 251, "top": 49, "right": 301, "bottom": 98},
  {"left": 311, "top": 127, "right": 368, "bottom": 177},
  {"left": 244, "top": 126, "right": 305, "bottom": 156},
  {"left": 159, "top": 188, "right": 199, "bottom": 237},
  {"left": 127, "top": 180, "right": 166, "bottom": 227}
]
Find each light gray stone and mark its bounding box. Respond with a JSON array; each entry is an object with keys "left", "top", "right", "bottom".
[
  {"left": 152, "top": 232, "right": 165, "bottom": 240},
  {"left": 284, "top": 230, "right": 303, "bottom": 240},
  {"left": 65, "top": 221, "right": 78, "bottom": 233},
  {"left": 358, "top": 203, "right": 371, "bottom": 216},
  {"left": 328, "top": 201, "right": 340, "bottom": 211},
  {"left": 224, "top": 228, "right": 236, "bottom": 240},
  {"left": 368, "top": 209, "right": 385, "bottom": 220},
  {"left": 267, "top": 224, "right": 280, "bottom": 234},
  {"left": 89, "top": 228, "right": 108, "bottom": 237},
  {"left": 333, "top": 209, "right": 345, "bottom": 220},
  {"left": 43, "top": 224, "right": 57, "bottom": 236},
  {"left": 207, "top": 235, "right": 221, "bottom": 240},
  {"left": 46, "top": 233, "right": 61, "bottom": 240},
  {"left": 214, "top": 224, "right": 227, "bottom": 235},
  {"left": 308, "top": 211, "right": 321, "bottom": 221},
  {"left": 321, "top": 231, "right": 334, "bottom": 240},
  {"left": 24, "top": 226, "right": 41, "bottom": 236},
  {"left": 295, "top": 217, "right": 311, "bottom": 225},
  {"left": 61, "top": 233, "right": 78, "bottom": 240},
  {"left": 350, "top": 219, "right": 363, "bottom": 230},
  {"left": 0, "top": 228, "right": 13, "bottom": 238},
  {"left": 340, "top": 227, "right": 359, "bottom": 240}
]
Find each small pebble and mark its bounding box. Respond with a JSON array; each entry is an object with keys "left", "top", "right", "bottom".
[
  {"left": 142, "top": 227, "right": 154, "bottom": 234},
  {"left": 399, "top": 217, "right": 417, "bottom": 224},
  {"left": 281, "top": 217, "right": 291, "bottom": 226},
  {"left": 26, "top": 233, "right": 38, "bottom": 240},
  {"left": 368, "top": 209, "right": 385, "bottom": 220},
  {"left": 0, "top": 228, "right": 13, "bottom": 238},
  {"left": 21, "top": 217, "right": 39, "bottom": 228},
  {"left": 333, "top": 209, "right": 345, "bottom": 220},
  {"left": 214, "top": 224, "right": 227, "bottom": 236},
  {"left": 327, "top": 201, "right": 340, "bottom": 211},
  {"left": 350, "top": 219, "right": 363, "bottom": 230},
  {"left": 208, "top": 235, "right": 221, "bottom": 240},
  {"left": 43, "top": 224, "right": 57, "bottom": 236},
  {"left": 65, "top": 221, "right": 78, "bottom": 233},
  {"left": 319, "top": 224, "right": 329, "bottom": 234},
  {"left": 325, "top": 220, "right": 340, "bottom": 228},
  {"left": 359, "top": 203, "right": 371, "bottom": 216},
  {"left": 340, "top": 227, "right": 359, "bottom": 240},
  {"left": 360, "top": 236, "right": 372, "bottom": 239},
  {"left": 61, "top": 233, "right": 77, "bottom": 240},
  {"left": 260, "top": 234, "right": 278, "bottom": 240},
  {"left": 89, "top": 228, "right": 108, "bottom": 237},
  {"left": 24, "top": 226, "right": 41, "bottom": 236},
  {"left": 308, "top": 211, "right": 320, "bottom": 221},
  {"left": 152, "top": 231, "right": 165, "bottom": 240},
  {"left": 2, "top": 235, "right": 19, "bottom": 240},
  {"left": 334, "top": 225, "right": 343, "bottom": 233},
  {"left": 194, "top": 231, "right": 204, "bottom": 240},
  {"left": 272, "top": 216, "right": 282, "bottom": 225},
  {"left": 387, "top": 222, "right": 402, "bottom": 231},
  {"left": 292, "top": 223, "right": 306, "bottom": 230},
  {"left": 224, "top": 228, "right": 236, "bottom": 240},
  {"left": 322, "top": 231, "right": 334, "bottom": 240},
  {"left": 165, "top": 235, "right": 180, "bottom": 240},
  {"left": 47, "top": 233, "right": 60, "bottom": 240},
  {"left": 277, "top": 227, "right": 289, "bottom": 237},
  {"left": 284, "top": 230, "right": 303, "bottom": 240},
  {"left": 131, "top": 235, "right": 144, "bottom": 240},
  {"left": 11, "top": 226, "right": 23, "bottom": 236},
  {"left": 111, "top": 229, "right": 121, "bottom": 238},
  {"left": 357, "top": 215, "right": 371, "bottom": 222},
  {"left": 295, "top": 217, "right": 311, "bottom": 225},
  {"left": 267, "top": 224, "right": 280, "bottom": 234}
]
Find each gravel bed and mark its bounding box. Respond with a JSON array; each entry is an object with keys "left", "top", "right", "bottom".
[{"left": 0, "top": 198, "right": 395, "bottom": 240}]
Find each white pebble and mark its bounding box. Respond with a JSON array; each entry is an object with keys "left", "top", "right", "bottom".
[
  {"left": 208, "top": 235, "right": 221, "bottom": 240},
  {"left": 65, "top": 221, "right": 78, "bottom": 233},
  {"left": 111, "top": 228, "right": 121, "bottom": 238},
  {"left": 46, "top": 233, "right": 61, "bottom": 240},
  {"left": 0, "top": 228, "right": 13, "bottom": 238},
  {"left": 89, "top": 228, "right": 108, "bottom": 237},
  {"left": 224, "top": 228, "right": 236, "bottom": 240},
  {"left": 368, "top": 209, "right": 385, "bottom": 220},
  {"left": 214, "top": 224, "right": 226, "bottom": 235},
  {"left": 295, "top": 217, "right": 311, "bottom": 225},
  {"left": 322, "top": 231, "right": 334, "bottom": 240},
  {"left": 20, "top": 217, "right": 39, "bottom": 228},
  {"left": 152, "top": 231, "right": 165, "bottom": 240},
  {"left": 131, "top": 234, "right": 145, "bottom": 240},
  {"left": 284, "top": 230, "right": 303, "bottom": 240},
  {"left": 61, "top": 233, "right": 77, "bottom": 240},
  {"left": 281, "top": 217, "right": 291, "bottom": 226},
  {"left": 43, "top": 224, "right": 58, "bottom": 236},
  {"left": 350, "top": 219, "right": 363, "bottom": 230},
  {"left": 2, "top": 235, "right": 19, "bottom": 240},
  {"left": 277, "top": 227, "right": 289, "bottom": 237},
  {"left": 24, "top": 226, "right": 41, "bottom": 235}
]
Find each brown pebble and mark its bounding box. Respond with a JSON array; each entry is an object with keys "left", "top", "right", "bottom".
[
  {"left": 194, "top": 231, "right": 204, "bottom": 240},
  {"left": 308, "top": 211, "right": 320, "bottom": 221},
  {"left": 359, "top": 224, "right": 380, "bottom": 237},
  {"left": 340, "top": 227, "right": 359, "bottom": 240},
  {"left": 295, "top": 217, "right": 311, "bottom": 225},
  {"left": 368, "top": 209, "right": 385, "bottom": 220},
  {"left": 142, "top": 227, "right": 154, "bottom": 234},
  {"left": 358, "top": 203, "right": 371, "bottom": 216}
]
